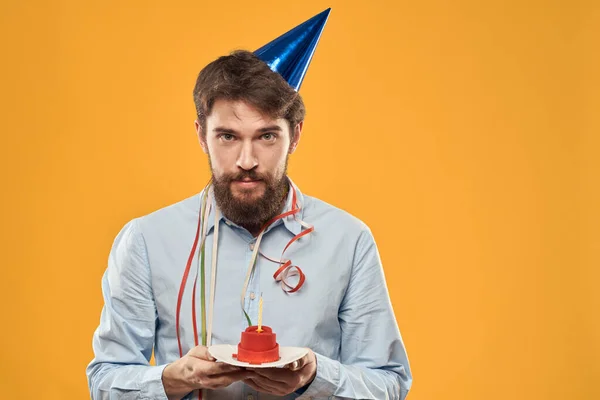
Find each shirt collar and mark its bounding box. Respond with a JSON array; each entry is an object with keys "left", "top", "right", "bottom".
[{"left": 203, "top": 177, "right": 305, "bottom": 237}]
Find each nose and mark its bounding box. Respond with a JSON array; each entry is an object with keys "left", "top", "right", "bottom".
[{"left": 236, "top": 140, "right": 258, "bottom": 171}]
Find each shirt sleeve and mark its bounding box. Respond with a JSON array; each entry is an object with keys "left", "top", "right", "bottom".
[
  {"left": 298, "top": 228, "right": 413, "bottom": 400},
  {"left": 86, "top": 219, "right": 170, "bottom": 400}
]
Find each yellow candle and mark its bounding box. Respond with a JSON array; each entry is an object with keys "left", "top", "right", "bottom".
[{"left": 257, "top": 295, "right": 263, "bottom": 333}]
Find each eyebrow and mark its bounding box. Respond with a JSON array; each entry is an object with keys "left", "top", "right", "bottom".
[
  {"left": 213, "top": 125, "right": 283, "bottom": 134},
  {"left": 257, "top": 125, "right": 283, "bottom": 133}
]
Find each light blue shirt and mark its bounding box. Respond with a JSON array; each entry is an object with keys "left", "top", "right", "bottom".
[{"left": 87, "top": 179, "right": 412, "bottom": 399}]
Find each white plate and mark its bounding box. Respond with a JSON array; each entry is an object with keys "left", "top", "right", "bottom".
[{"left": 208, "top": 344, "right": 308, "bottom": 368}]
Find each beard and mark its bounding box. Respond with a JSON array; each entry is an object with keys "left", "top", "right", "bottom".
[{"left": 210, "top": 158, "right": 290, "bottom": 234}]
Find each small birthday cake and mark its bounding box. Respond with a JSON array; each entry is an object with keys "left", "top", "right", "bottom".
[{"left": 233, "top": 325, "right": 280, "bottom": 364}]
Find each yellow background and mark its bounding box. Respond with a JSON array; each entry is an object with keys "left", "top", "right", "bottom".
[{"left": 1, "top": 0, "right": 597, "bottom": 399}]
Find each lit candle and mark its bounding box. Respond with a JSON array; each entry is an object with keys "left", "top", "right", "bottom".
[{"left": 257, "top": 295, "right": 263, "bottom": 333}]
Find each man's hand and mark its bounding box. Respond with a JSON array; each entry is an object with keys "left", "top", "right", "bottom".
[
  {"left": 243, "top": 349, "right": 317, "bottom": 396},
  {"left": 161, "top": 345, "right": 252, "bottom": 400}
]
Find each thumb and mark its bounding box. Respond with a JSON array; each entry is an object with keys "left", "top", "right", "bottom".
[{"left": 187, "top": 345, "right": 216, "bottom": 361}]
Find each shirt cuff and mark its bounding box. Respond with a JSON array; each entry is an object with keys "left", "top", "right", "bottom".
[
  {"left": 296, "top": 352, "right": 339, "bottom": 399},
  {"left": 140, "top": 364, "right": 169, "bottom": 400}
]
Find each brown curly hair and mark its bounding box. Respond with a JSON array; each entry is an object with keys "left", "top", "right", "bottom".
[{"left": 193, "top": 50, "right": 306, "bottom": 137}]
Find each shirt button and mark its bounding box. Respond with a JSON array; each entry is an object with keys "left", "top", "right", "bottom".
[
  {"left": 249, "top": 243, "right": 255, "bottom": 250},
  {"left": 249, "top": 292, "right": 256, "bottom": 300}
]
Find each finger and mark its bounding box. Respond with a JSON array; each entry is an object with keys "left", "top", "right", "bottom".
[
  {"left": 206, "top": 361, "right": 245, "bottom": 376},
  {"left": 243, "top": 378, "right": 265, "bottom": 393},
  {"left": 243, "top": 377, "right": 285, "bottom": 395},
  {"left": 250, "top": 367, "right": 294, "bottom": 383},
  {"left": 205, "top": 370, "right": 255, "bottom": 389},
  {"left": 285, "top": 352, "right": 313, "bottom": 371},
  {"left": 251, "top": 367, "right": 303, "bottom": 392},
  {"left": 185, "top": 355, "right": 244, "bottom": 376},
  {"left": 285, "top": 357, "right": 305, "bottom": 371},
  {"left": 186, "top": 345, "right": 215, "bottom": 361}
]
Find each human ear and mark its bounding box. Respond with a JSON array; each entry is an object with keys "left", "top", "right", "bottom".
[
  {"left": 289, "top": 121, "right": 303, "bottom": 154},
  {"left": 195, "top": 120, "right": 208, "bottom": 154}
]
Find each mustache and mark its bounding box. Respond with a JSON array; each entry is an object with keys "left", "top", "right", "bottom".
[{"left": 222, "top": 170, "right": 267, "bottom": 182}]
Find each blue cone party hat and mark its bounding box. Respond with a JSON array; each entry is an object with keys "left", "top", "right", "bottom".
[{"left": 254, "top": 8, "right": 331, "bottom": 91}]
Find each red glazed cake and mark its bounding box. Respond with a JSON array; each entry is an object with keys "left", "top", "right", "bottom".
[{"left": 233, "top": 326, "right": 280, "bottom": 364}]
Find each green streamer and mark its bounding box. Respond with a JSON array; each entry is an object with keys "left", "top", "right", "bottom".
[
  {"left": 199, "top": 190, "right": 208, "bottom": 346},
  {"left": 243, "top": 309, "right": 253, "bottom": 327}
]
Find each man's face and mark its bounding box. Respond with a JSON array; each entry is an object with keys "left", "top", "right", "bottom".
[{"left": 196, "top": 99, "right": 302, "bottom": 231}]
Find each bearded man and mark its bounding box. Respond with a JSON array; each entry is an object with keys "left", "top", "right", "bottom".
[{"left": 87, "top": 9, "right": 412, "bottom": 400}]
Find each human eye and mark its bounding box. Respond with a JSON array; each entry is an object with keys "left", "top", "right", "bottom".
[
  {"left": 261, "top": 132, "right": 278, "bottom": 141},
  {"left": 219, "top": 134, "right": 236, "bottom": 142}
]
